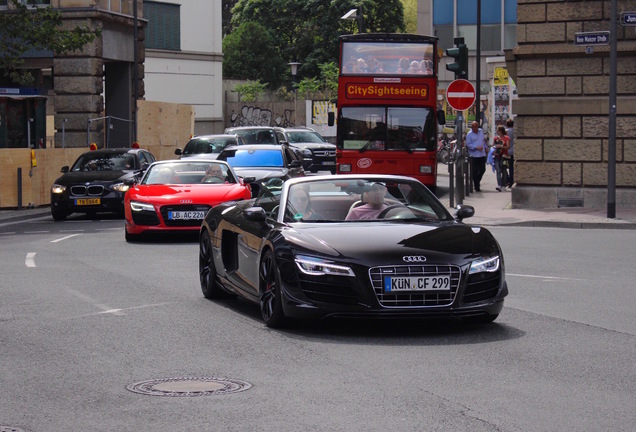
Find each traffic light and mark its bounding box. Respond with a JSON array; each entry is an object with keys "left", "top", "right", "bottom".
[{"left": 446, "top": 37, "right": 468, "bottom": 80}]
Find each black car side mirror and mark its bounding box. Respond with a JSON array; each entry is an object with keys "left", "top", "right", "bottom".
[
  {"left": 244, "top": 207, "right": 267, "bottom": 222},
  {"left": 290, "top": 160, "right": 302, "bottom": 168},
  {"left": 455, "top": 205, "right": 475, "bottom": 221},
  {"left": 123, "top": 178, "right": 136, "bottom": 186},
  {"left": 61, "top": 166, "right": 69, "bottom": 173},
  {"left": 174, "top": 148, "right": 183, "bottom": 156}
]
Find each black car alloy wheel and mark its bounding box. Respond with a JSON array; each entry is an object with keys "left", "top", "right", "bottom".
[
  {"left": 199, "top": 230, "right": 226, "bottom": 299},
  {"left": 259, "top": 250, "right": 286, "bottom": 327}
]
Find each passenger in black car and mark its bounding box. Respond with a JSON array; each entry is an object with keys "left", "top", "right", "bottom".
[{"left": 287, "top": 186, "right": 323, "bottom": 221}]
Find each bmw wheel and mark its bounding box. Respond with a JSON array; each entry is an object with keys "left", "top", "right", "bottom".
[
  {"left": 259, "top": 249, "right": 286, "bottom": 327},
  {"left": 51, "top": 207, "right": 68, "bottom": 221}
]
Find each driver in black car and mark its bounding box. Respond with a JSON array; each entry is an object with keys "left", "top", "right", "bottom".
[{"left": 345, "top": 182, "right": 388, "bottom": 220}]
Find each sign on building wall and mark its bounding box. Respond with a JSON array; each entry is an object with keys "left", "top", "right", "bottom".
[{"left": 307, "top": 100, "right": 337, "bottom": 140}]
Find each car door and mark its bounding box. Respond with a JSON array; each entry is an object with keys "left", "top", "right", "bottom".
[{"left": 282, "top": 146, "right": 305, "bottom": 177}]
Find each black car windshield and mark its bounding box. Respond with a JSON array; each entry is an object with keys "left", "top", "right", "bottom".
[
  {"left": 231, "top": 129, "right": 277, "bottom": 144},
  {"left": 183, "top": 137, "right": 237, "bottom": 156},
  {"left": 142, "top": 161, "right": 235, "bottom": 185},
  {"left": 286, "top": 131, "right": 326, "bottom": 144},
  {"left": 71, "top": 152, "right": 136, "bottom": 171},
  {"left": 220, "top": 149, "right": 284, "bottom": 167},
  {"left": 283, "top": 178, "right": 451, "bottom": 222}
]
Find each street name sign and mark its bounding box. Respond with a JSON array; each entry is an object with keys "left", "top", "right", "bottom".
[
  {"left": 446, "top": 79, "right": 475, "bottom": 112},
  {"left": 574, "top": 31, "right": 610, "bottom": 46},
  {"left": 621, "top": 12, "right": 636, "bottom": 26}
]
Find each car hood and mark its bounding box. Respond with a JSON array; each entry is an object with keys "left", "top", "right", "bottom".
[
  {"left": 130, "top": 184, "right": 247, "bottom": 204},
  {"left": 233, "top": 167, "right": 290, "bottom": 181},
  {"left": 282, "top": 222, "right": 499, "bottom": 266},
  {"left": 54, "top": 170, "right": 131, "bottom": 185}
]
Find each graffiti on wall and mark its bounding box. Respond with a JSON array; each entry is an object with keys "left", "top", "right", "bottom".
[{"left": 228, "top": 105, "right": 295, "bottom": 127}]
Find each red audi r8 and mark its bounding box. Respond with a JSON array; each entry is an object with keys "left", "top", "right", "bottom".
[{"left": 124, "top": 159, "right": 253, "bottom": 241}]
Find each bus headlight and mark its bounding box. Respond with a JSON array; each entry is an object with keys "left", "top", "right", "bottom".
[
  {"left": 339, "top": 164, "right": 351, "bottom": 172},
  {"left": 419, "top": 165, "right": 433, "bottom": 174}
]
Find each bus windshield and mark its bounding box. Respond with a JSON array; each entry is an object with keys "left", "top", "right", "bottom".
[
  {"left": 338, "top": 107, "right": 437, "bottom": 152},
  {"left": 341, "top": 41, "right": 435, "bottom": 76}
]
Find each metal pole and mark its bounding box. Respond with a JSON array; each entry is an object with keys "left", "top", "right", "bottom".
[
  {"left": 608, "top": 0, "right": 617, "bottom": 218},
  {"left": 106, "top": 116, "right": 111, "bottom": 148},
  {"left": 476, "top": 0, "right": 481, "bottom": 127},
  {"left": 449, "top": 159, "right": 455, "bottom": 208},
  {"left": 456, "top": 112, "right": 464, "bottom": 205},
  {"left": 132, "top": 0, "right": 138, "bottom": 143},
  {"left": 17, "top": 167, "right": 23, "bottom": 210},
  {"left": 86, "top": 119, "right": 91, "bottom": 146},
  {"left": 62, "top": 118, "right": 66, "bottom": 148}
]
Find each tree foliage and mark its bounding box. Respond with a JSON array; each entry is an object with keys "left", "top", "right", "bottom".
[
  {"left": 233, "top": 80, "right": 268, "bottom": 102},
  {"left": 0, "top": 0, "right": 100, "bottom": 86},
  {"left": 226, "top": 0, "right": 406, "bottom": 87},
  {"left": 222, "top": 21, "right": 286, "bottom": 88}
]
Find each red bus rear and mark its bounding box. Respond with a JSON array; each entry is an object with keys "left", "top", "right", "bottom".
[{"left": 334, "top": 33, "right": 445, "bottom": 191}]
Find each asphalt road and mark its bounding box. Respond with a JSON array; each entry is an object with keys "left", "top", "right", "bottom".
[{"left": 1, "top": 216, "right": 634, "bottom": 432}]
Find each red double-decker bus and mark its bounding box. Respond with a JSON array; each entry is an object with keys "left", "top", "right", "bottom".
[{"left": 333, "top": 33, "right": 445, "bottom": 190}]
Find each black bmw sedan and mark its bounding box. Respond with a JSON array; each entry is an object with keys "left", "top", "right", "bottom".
[
  {"left": 199, "top": 174, "right": 508, "bottom": 327},
  {"left": 50, "top": 147, "right": 155, "bottom": 221}
]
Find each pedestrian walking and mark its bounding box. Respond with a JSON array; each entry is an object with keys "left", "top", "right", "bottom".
[
  {"left": 492, "top": 125, "right": 510, "bottom": 191},
  {"left": 465, "top": 121, "right": 487, "bottom": 192},
  {"left": 505, "top": 118, "right": 515, "bottom": 187}
]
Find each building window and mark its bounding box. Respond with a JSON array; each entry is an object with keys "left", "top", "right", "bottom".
[
  {"left": 144, "top": 1, "right": 181, "bottom": 51},
  {"left": 433, "top": 0, "right": 517, "bottom": 52}
]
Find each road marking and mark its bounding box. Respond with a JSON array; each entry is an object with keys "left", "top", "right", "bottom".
[
  {"left": 507, "top": 273, "right": 585, "bottom": 282},
  {"left": 25, "top": 252, "right": 36, "bottom": 267},
  {"left": 60, "top": 229, "right": 86, "bottom": 233},
  {"left": 24, "top": 230, "right": 50, "bottom": 234},
  {"left": 51, "top": 233, "right": 82, "bottom": 243}
]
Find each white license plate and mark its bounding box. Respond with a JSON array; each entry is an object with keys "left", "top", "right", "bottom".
[
  {"left": 384, "top": 275, "right": 451, "bottom": 292},
  {"left": 168, "top": 211, "right": 206, "bottom": 220},
  {"left": 322, "top": 161, "right": 335, "bottom": 165}
]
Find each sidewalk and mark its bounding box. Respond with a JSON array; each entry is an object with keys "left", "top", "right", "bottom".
[
  {"left": 437, "top": 162, "right": 636, "bottom": 229},
  {"left": 2, "top": 168, "right": 636, "bottom": 229}
]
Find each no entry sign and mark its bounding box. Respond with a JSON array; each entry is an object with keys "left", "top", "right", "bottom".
[{"left": 446, "top": 79, "right": 476, "bottom": 111}]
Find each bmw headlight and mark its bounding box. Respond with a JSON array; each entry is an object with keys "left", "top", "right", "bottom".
[
  {"left": 469, "top": 256, "right": 500, "bottom": 274},
  {"left": 130, "top": 200, "right": 155, "bottom": 212},
  {"left": 112, "top": 182, "right": 130, "bottom": 193},
  {"left": 295, "top": 255, "right": 355, "bottom": 277},
  {"left": 51, "top": 184, "right": 66, "bottom": 194}
]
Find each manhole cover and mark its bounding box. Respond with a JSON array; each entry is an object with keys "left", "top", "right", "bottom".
[{"left": 126, "top": 376, "right": 252, "bottom": 397}]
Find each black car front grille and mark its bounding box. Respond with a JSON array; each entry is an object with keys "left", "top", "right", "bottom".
[
  {"left": 369, "top": 265, "right": 461, "bottom": 307},
  {"left": 71, "top": 185, "right": 105, "bottom": 196},
  {"left": 299, "top": 277, "right": 360, "bottom": 305},
  {"left": 463, "top": 272, "right": 501, "bottom": 303},
  {"left": 160, "top": 204, "right": 211, "bottom": 227},
  {"left": 313, "top": 150, "right": 336, "bottom": 157}
]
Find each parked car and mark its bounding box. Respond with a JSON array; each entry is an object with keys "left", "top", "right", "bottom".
[
  {"left": 216, "top": 144, "right": 305, "bottom": 196},
  {"left": 224, "top": 125, "right": 330, "bottom": 171},
  {"left": 175, "top": 134, "right": 245, "bottom": 159},
  {"left": 273, "top": 127, "right": 336, "bottom": 173},
  {"left": 123, "top": 159, "right": 252, "bottom": 241},
  {"left": 198, "top": 174, "right": 508, "bottom": 327},
  {"left": 50, "top": 147, "right": 155, "bottom": 221}
]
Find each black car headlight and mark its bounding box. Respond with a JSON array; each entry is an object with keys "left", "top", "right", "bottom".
[
  {"left": 112, "top": 182, "right": 130, "bottom": 193},
  {"left": 469, "top": 256, "right": 500, "bottom": 274},
  {"left": 51, "top": 184, "right": 66, "bottom": 194},
  {"left": 295, "top": 255, "right": 355, "bottom": 277},
  {"left": 130, "top": 200, "right": 155, "bottom": 212}
]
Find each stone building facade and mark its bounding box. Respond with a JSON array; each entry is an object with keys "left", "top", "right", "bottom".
[{"left": 509, "top": 0, "right": 636, "bottom": 208}]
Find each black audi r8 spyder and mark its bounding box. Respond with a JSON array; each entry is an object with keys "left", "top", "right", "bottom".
[{"left": 199, "top": 174, "right": 508, "bottom": 327}]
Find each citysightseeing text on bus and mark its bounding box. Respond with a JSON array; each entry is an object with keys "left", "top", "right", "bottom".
[{"left": 345, "top": 83, "right": 429, "bottom": 100}]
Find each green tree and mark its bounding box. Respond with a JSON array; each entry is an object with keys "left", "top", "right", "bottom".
[
  {"left": 222, "top": 21, "right": 286, "bottom": 88},
  {"left": 233, "top": 80, "right": 268, "bottom": 102},
  {"left": 0, "top": 0, "right": 100, "bottom": 87},
  {"left": 228, "top": 0, "right": 405, "bottom": 83},
  {"left": 401, "top": 0, "right": 418, "bottom": 34}
]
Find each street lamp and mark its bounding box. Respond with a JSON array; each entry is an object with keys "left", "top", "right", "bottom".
[
  {"left": 341, "top": 7, "right": 364, "bottom": 33},
  {"left": 288, "top": 62, "right": 301, "bottom": 125}
]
